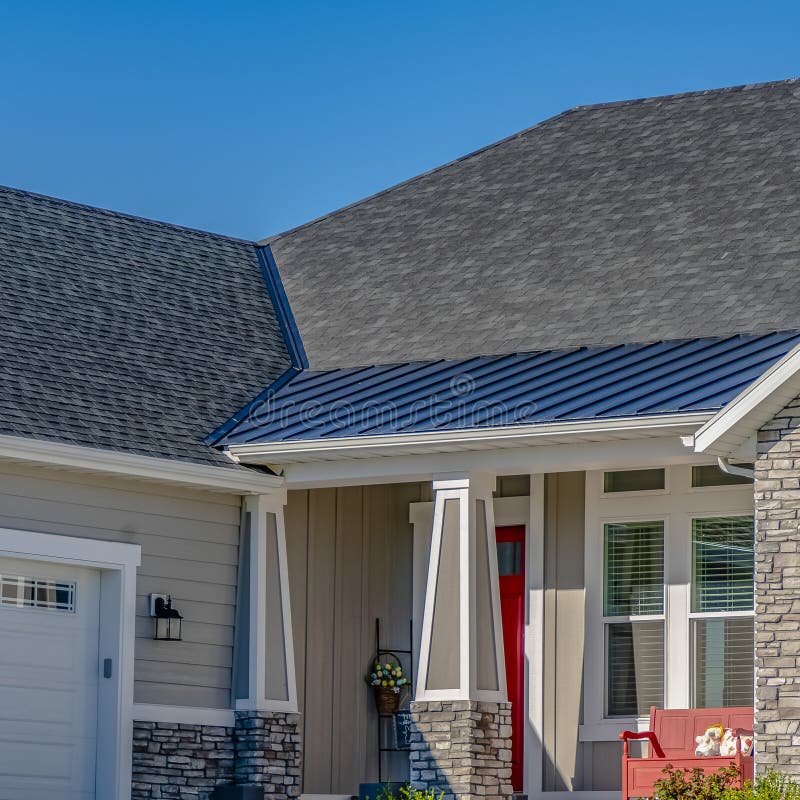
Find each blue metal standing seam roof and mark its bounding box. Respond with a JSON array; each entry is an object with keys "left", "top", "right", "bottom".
[{"left": 217, "top": 332, "right": 800, "bottom": 446}]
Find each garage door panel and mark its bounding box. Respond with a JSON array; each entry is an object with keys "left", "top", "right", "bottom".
[
  {"left": 0, "top": 684, "right": 75, "bottom": 721},
  {"left": 0, "top": 557, "right": 100, "bottom": 800}
]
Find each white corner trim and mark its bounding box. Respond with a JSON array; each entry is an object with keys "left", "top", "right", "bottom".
[
  {"left": 693, "top": 343, "right": 800, "bottom": 457},
  {"left": 227, "top": 413, "right": 713, "bottom": 464},
  {"left": 133, "top": 704, "right": 235, "bottom": 727},
  {"left": 0, "top": 433, "right": 284, "bottom": 494}
]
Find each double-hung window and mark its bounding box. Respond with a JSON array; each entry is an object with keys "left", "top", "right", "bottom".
[
  {"left": 585, "top": 464, "right": 754, "bottom": 735},
  {"left": 690, "top": 515, "right": 754, "bottom": 707},
  {"left": 603, "top": 520, "right": 665, "bottom": 716}
]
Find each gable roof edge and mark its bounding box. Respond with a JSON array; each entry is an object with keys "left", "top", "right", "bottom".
[{"left": 692, "top": 342, "right": 800, "bottom": 457}]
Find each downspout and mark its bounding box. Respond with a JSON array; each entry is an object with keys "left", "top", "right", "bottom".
[{"left": 717, "top": 456, "right": 755, "bottom": 480}]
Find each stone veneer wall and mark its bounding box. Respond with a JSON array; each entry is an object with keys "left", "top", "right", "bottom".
[
  {"left": 132, "top": 721, "right": 235, "bottom": 799},
  {"left": 234, "top": 710, "right": 302, "bottom": 796},
  {"left": 132, "top": 712, "right": 302, "bottom": 799},
  {"left": 755, "top": 396, "right": 800, "bottom": 774},
  {"left": 409, "top": 700, "right": 513, "bottom": 800}
]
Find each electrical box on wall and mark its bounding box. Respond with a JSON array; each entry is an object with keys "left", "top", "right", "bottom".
[{"left": 148, "top": 593, "right": 167, "bottom": 617}]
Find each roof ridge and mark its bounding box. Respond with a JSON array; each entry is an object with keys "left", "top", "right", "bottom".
[
  {"left": 572, "top": 76, "right": 800, "bottom": 112},
  {"left": 262, "top": 76, "right": 800, "bottom": 245},
  {"left": 0, "top": 183, "right": 256, "bottom": 246},
  {"left": 261, "top": 106, "right": 579, "bottom": 244}
]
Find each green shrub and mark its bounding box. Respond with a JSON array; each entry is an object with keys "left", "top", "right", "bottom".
[
  {"left": 724, "top": 771, "right": 800, "bottom": 800},
  {"left": 654, "top": 766, "right": 800, "bottom": 800},
  {"left": 654, "top": 764, "right": 742, "bottom": 800},
  {"left": 374, "top": 784, "right": 443, "bottom": 800}
]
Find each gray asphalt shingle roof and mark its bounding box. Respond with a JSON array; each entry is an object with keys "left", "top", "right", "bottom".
[
  {"left": 268, "top": 78, "right": 800, "bottom": 371},
  {"left": 0, "top": 185, "right": 291, "bottom": 466}
]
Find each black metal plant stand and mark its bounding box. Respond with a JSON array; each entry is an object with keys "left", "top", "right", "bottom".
[{"left": 375, "top": 617, "right": 413, "bottom": 783}]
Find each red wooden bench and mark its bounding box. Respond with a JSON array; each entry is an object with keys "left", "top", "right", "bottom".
[{"left": 619, "top": 706, "right": 754, "bottom": 800}]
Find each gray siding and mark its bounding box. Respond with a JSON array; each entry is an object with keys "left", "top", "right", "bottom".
[
  {"left": 542, "top": 471, "right": 621, "bottom": 793},
  {"left": 543, "top": 471, "right": 587, "bottom": 792},
  {"left": 0, "top": 463, "right": 241, "bottom": 708},
  {"left": 285, "top": 483, "right": 429, "bottom": 796}
]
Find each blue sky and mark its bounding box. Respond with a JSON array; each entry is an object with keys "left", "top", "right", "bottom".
[{"left": 1, "top": 1, "right": 798, "bottom": 240}]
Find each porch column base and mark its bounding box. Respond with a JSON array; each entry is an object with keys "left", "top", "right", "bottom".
[
  {"left": 233, "top": 711, "right": 303, "bottom": 798},
  {"left": 409, "top": 700, "right": 512, "bottom": 800}
]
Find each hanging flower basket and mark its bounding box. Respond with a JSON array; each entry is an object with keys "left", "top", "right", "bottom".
[
  {"left": 365, "top": 652, "right": 408, "bottom": 715},
  {"left": 375, "top": 685, "right": 401, "bottom": 714}
]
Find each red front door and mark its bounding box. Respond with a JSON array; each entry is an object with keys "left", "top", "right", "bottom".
[{"left": 496, "top": 525, "right": 525, "bottom": 793}]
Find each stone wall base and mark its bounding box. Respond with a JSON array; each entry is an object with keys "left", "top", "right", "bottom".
[
  {"left": 132, "top": 712, "right": 302, "bottom": 799},
  {"left": 409, "top": 700, "right": 513, "bottom": 800},
  {"left": 132, "top": 720, "right": 235, "bottom": 799}
]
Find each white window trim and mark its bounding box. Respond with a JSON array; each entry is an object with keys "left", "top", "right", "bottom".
[
  {"left": 582, "top": 464, "right": 754, "bottom": 741},
  {"left": 0, "top": 527, "right": 140, "bottom": 800}
]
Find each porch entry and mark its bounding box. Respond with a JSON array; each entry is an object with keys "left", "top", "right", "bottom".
[{"left": 496, "top": 526, "right": 525, "bottom": 793}]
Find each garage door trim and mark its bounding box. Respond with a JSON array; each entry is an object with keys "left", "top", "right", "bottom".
[{"left": 0, "top": 527, "right": 141, "bottom": 800}]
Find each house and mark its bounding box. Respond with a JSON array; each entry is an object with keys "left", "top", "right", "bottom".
[{"left": 3, "top": 77, "right": 800, "bottom": 800}]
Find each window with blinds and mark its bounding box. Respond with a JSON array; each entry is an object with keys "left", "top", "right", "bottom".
[
  {"left": 690, "top": 515, "right": 754, "bottom": 709},
  {"left": 692, "top": 617, "right": 754, "bottom": 707},
  {"left": 692, "top": 516, "right": 754, "bottom": 613},
  {"left": 603, "top": 520, "right": 665, "bottom": 716},
  {"left": 604, "top": 521, "right": 664, "bottom": 616}
]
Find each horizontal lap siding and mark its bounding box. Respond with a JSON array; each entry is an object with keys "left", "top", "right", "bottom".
[{"left": 0, "top": 463, "right": 241, "bottom": 709}]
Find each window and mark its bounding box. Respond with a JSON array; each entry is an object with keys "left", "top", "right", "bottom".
[
  {"left": 690, "top": 516, "right": 754, "bottom": 707},
  {"left": 604, "top": 468, "right": 665, "bottom": 493},
  {"left": 691, "top": 464, "right": 753, "bottom": 488},
  {"left": 496, "top": 541, "right": 523, "bottom": 576},
  {"left": 585, "top": 465, "right": 755, "bottom": 732},
  {"left": 603, "top": 521, "right": 665, "bottom": 715},
  {"left": 0, "top": 574, "right": 75, "bottom": 612}
]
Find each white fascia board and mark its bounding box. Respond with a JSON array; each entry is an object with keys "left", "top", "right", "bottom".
[
  {"left": 692, "top": 344, "right": 800, "bottom": 457},
  {"left": 0, "top": 434, "right": 284, "bottom": 495},
  {"left": 278, "top": 427, "right": 712, "bottom": 489},
  {"left": 226, "top": 412, "right": 712, "bottom": 465}
]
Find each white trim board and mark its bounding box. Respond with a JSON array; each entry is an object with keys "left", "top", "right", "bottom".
[
  {"left": 280, "top": 434, "right": 712, "bottom": 488},
  {"left": 0, "top": 527, "right": 140, "bottom": 800},
  {"left": 0, "top": 433, "right": 284, "bottom": 494},
  {"left": 692, "top": 342, "right": 800, "bottom": 457},
  {"left": 228, "top": 413, "right": 711, "bottom": 464},
  {"left": 132, "top": 704, "right": 235, "bottom": 727}
]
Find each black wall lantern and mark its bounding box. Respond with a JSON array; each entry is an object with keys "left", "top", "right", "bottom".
[{"left": 150, "top": 593, "right": 183, "bottom": 641}]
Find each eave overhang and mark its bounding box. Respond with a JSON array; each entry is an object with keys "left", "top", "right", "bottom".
[
  {"left": 0, "top": 434, "right": 284, "bottom": 495},
  {"left": 226, "top": 412, "right": 713, "bottom": 466},
  {"left": 691, "top": 343, "right": 800, "bottom": 458}
]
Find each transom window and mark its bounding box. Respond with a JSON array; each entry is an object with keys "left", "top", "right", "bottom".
[
  {"left": 0, "top": 574, "right": 76, "bottom": 612},
  {"left": 585, "top": 463, "right": 754, "bottom": 729}
]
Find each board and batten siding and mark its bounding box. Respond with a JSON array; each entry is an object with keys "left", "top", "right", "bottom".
[
  {"left": 543, "top": 471, "right": 621, "bottom": 793},
  {"left": 0, "top": 462, "right": 241, "bottom": 709},
  {"left": 285, "top": 483, "right": 430, "bottom": 796}
]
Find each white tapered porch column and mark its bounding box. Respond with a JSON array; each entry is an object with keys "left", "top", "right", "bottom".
[
  {"left": 233, "top": 492, "right": 301, "bottom": 797},
  {"left": 411, "top": 473, "right": 511, "bottom": 800}
]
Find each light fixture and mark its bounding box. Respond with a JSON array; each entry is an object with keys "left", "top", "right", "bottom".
[{"left": 150, "top": 593, "right": 183, "bottom": 641}]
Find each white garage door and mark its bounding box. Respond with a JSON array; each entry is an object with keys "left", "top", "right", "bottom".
[{"left": 0, "top": 556, "right": 100, "bottom": 800}]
